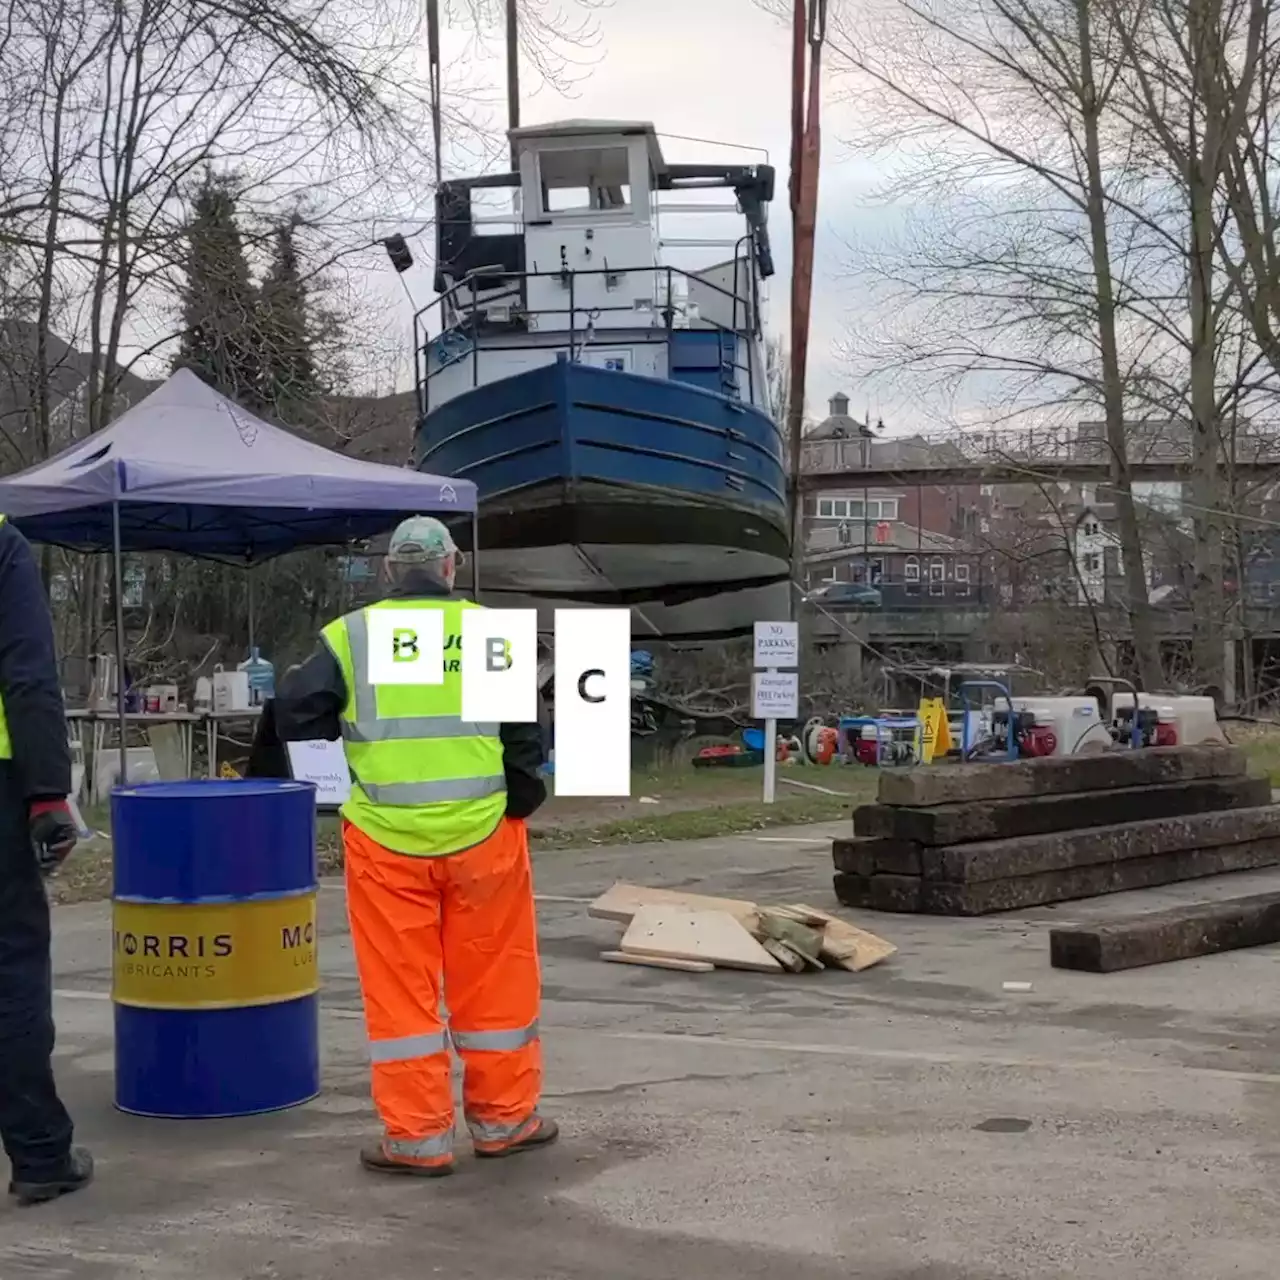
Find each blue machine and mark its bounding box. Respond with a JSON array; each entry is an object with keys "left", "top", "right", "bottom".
[
  {"left": 838, "top": 715, "right": 923, "bottom": 766},
  {"left": 111, "top": 780, "right": 320, "bottom": 1118},
  {"left": 958, "top": 679, "right": 1018, "bottom": 761}
]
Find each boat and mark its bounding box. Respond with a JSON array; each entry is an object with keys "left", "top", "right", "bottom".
[{"left": 412, "top": 118, "right": 790, "bottom": 640}]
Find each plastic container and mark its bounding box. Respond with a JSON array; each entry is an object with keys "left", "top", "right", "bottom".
[
  {"left": 193, "top": 677, "right": 212, "bottom": 713},
  {"left": 237, "top": 647, "right": 275, "bottom": 706},
  {"left": 111, "top": 779, "right": 319, "bottom": 1118},
  {"left": 211, "top": 665, "right": 250, "bottom": 712}
]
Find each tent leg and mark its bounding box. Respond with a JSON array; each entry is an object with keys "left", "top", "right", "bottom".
[
  {"left": 471, "top": 510, "right": 480, "bottom": 603},
  {"left": 247, "top": 568, "right": 255, "bottom": 652},
  {"left": 111, "top": 502, "right": 128, "bottom": 791}
]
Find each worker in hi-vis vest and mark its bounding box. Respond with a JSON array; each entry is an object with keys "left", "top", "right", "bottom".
[
  {"left": 0, "top": 515, "right": 92, "bottom": 1205},
  {"left": 272, "top": 515, "right": 553, "bottom": 1177}
]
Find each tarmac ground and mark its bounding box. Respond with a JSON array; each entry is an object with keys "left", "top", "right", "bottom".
[{"left": 7, "top": 820, "right": 1280, "bottom": 1279}]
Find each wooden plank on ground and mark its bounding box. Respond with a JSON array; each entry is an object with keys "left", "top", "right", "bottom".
[
  {"left": 855, "top": 775, "right": 1270, "bottom": 847},
  {"left": 781, "top": 902, "right": 897, "bottom": 970},
  {"left": 876, "top": 744, "right": 1245, "bottom": 809},
  {"left": 1049, "top": 892, "right": 1280, "bottom": 972},
  {"left": 760, "top": 938, "right": 807, "bottom": 972},
  {"left": 756, "top": 911, "right": 825, "bottom": 968},
  {"left": 925, "top": 804, "right": 1280, "bottom": 884},
  {"left": 620, "top": 906, "right": 782, "bottom": 972},
  {"left": 600, "top": 950, "right": 715, "bottom": 973},
  {"left": 588, "top": 883, "right": 759, "bottom": 928}
]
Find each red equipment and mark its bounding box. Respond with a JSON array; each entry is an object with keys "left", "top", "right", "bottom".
[{"left": 1018, "top": 724, "right": 1058, "bottom": 758}]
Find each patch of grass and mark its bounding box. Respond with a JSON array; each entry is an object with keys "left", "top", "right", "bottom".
[{"left": 530, "top": 790, "right": 856, "bottom": 849}]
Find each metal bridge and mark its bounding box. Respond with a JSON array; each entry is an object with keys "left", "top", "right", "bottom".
[{"left": 798, "top": 456, "right": 1280, "bottom": 490}]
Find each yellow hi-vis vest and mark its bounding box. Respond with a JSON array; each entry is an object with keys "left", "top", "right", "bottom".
[
  {"left": 0, "top": 513, "right": 10, "bottom": 759},
  {"left": 320, "top": 597, "right": 506, "bottom": 856}
]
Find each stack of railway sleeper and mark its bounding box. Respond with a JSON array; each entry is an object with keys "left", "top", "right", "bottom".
[{"left": 833, "top": 744, "right": 1279, "bottom": 916}]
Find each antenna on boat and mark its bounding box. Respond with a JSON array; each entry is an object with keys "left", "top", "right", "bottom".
[{"left": 505, "top": 0, "right": 520, "bottom": 168}]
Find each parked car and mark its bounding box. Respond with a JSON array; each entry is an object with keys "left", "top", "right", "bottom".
[{"left": 805, "top": 582, "right": 883, "bottom": 608}]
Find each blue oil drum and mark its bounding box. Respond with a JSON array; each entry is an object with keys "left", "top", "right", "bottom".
[{"left": 111, "top": 779, "right": 320, "bottom": 1118}]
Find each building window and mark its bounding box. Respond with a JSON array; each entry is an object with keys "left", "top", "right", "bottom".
[
  {"left": 929, "top": 558, "right": 945, "bottom": 595},
  {"left": 869, "top": 557, "right": 884, "bottom": 585},
  {"left": 814, "top": 496, "right": 899, "bottom": 521},
  {"left": 1082, "top": 552, "right": 1101, "bottom": 573},
  {"left": 904, "top": 556, "right": 920, "bottom": 582},
  {"left": 955, "top": 561, "right": 971, "bottom": 597}
]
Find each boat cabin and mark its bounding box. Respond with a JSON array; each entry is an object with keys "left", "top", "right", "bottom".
[{"left": 420, "top": 119, "right": 776, "bottom": 416}]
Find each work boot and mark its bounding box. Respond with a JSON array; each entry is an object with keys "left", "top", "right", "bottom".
[
  {"left": 474, "top": 1114, "right": 559, "bottom": 1159},
  {"left": 359, "top": 1142, "right": 453, "bottom": 1179},
  {"left": 9, "top": 1145, "right": 94, "bottom": 1206}
]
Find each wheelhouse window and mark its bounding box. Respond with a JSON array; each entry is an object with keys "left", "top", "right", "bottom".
[{"left": 537, "top": 146, "right": 632, "bottom": 216}]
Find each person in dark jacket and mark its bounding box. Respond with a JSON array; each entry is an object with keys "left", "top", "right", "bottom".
[
  {"left": 0, "top": 516, "right": 93, "bottom": 1205},
  {"left": 270, "top": 516, "right": 553, "bottom": 1177}
]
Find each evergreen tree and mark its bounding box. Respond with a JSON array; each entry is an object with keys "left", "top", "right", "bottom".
[
  {"left": 257, "top": 216, "right": 322, "bottom": 424},
  {"left": 174, "top": 172, "right": 262, "bottom": 405}
]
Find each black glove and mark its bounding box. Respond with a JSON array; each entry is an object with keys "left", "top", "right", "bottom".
[{"left": 29, "top": 801, "right": 78, "bottom": 875}]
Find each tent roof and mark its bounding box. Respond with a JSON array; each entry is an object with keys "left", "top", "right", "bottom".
[{"left": 0, "top": 369, "right": 474, "bottom": 562}]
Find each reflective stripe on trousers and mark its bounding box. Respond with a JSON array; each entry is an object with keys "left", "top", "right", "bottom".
[
  {"left": 368, "top": 1030, "right": 449, "bottom": 1064},
  {"left": 384, "top": 1131, "right": 454, "bottom": 1163},
  {"left": 450, "top": 1020, "right": 540, "bottom": 1053},
  {"left": 468, "top": 1112, "right": 543, "bottom": 1148}
]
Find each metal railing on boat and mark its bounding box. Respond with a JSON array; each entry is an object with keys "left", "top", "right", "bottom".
[{"left": 411, "top": 255, "right": 766, "bottom": 421}]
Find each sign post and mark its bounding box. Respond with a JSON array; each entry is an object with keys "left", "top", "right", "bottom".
[{"left": 752, "top": 621, "right": 800, "bottom": 804}]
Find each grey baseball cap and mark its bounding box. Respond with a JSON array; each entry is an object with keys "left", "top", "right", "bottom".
[{"left": 386, "top": 515, "right": 459, "bottom": 564}]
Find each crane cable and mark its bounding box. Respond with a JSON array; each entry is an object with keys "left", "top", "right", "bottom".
[
  {"left": 786, "top": 0, "right": 828, "bottom": 617},
  {"left": 427, "top": 0, "right": 443, "bottom": 189}
]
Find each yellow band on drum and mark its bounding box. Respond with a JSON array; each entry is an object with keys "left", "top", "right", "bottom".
[{"left": 112, "top": 893, "right": 319, "bottom": 1010}]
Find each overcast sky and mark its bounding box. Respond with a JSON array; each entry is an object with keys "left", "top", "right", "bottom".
[{"left": 387, "top": 0, "right": 893, "bottom": 426}]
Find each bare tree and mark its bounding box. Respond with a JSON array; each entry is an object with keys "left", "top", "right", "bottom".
[{"left": 801, "top": 0, "right": 1168, "bottom": 687}]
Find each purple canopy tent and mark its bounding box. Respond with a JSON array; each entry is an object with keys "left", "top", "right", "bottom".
[{"left": 0, "top": 368, "right": 479, "bottom": 784}]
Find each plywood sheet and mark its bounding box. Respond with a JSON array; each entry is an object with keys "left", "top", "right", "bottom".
[
  {"left": 620, "top": 906, "right": 782, "bottom": 972},
  {"left": 589, "top": 882, "right": 759, "bottom": 928}
]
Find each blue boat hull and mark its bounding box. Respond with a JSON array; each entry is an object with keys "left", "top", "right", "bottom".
[{"left": 415, "top": 359, "right": 791, "bottom": 638}]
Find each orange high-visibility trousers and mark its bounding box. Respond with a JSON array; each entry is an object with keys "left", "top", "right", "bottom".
[{"left": 343, "top": 815, "right": 543, "bottom": 1168}]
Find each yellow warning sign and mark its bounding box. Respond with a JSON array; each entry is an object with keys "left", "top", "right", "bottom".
[
  {"left": 918, "top": 698, "right": 952, "bottom": 764},
  {"left": 112, "top": 892, "right": 318, "bottom": 1010}
]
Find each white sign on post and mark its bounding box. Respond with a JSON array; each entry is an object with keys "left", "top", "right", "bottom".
[
  {"left": 752, "top": 670, "right": 799, "bottom": 719},
  {"left": 753, "top": 620, "right": 799, "bottom": 669},
  {"left": 752, "top": 620, "right": 800, "bottom": 806}
]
